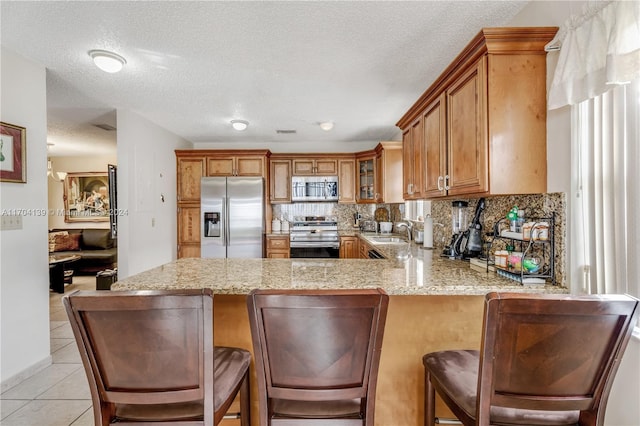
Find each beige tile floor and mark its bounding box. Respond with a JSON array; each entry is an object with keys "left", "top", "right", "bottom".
[{"left": 1, "top": 276, "right": 96, "bottom": 426}]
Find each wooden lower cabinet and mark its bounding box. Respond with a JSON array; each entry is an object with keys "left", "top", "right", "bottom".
[
  {"left": 178, "top": 205, "right": 200, "bottom": 258},
  {"left": 359, "top": 238, "right": 371, "bottom": 259},
  {"left": 339, "top": 236, "right": 358, "bottom": 258},
  {"left": 213, "top": 294, "right": 484, "bottom": 426},
  {"left": 266, "top": 234, "right": 290, "bottom": 258}
]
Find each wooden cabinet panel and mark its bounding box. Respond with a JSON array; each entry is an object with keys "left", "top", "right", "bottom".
[
  {"left": 178, "top": 206, "right": 200, "bottom": 245},
  {"left": 340, "top": 236, "right": 358, "bottom": 259},
  {"left": 315, "top": 159, "right": 338, "bottom": 175},
  {"left": 374, "top": 142, "right": 403, "bottom": 204},
  {"left": 178, "top": 244, "right": 201, "bottom": 259},
  {"left": 446, "top": 57, "right": 487, "bottom": 196},
  {"left": 207, "top": 155, "right": 265, "bottom": 177},
  {"left": 206, "top": 157, "right": 235, "bottom": 176},
  {"left": 338, "top": 159, "right": 356, "bottom": 203},
  {"left": 236, "top": 156, "right": 264, "bottom": 176},
  {"left": 177, "top": 157, "right": 205, "bottom": 202},
  {"left": 403, "top": 119, "right": 424, "bottom": 199},
  {"left": 270, "top": 160, "right": 291, "bottom": 203},
  {"left": 423, "top": 94, "right": 448, "bottom": 198},
  {"left": 266, "top": 235, "right": 290, "bottom": 258},
  {"left": 292, "top": 158, "right": 337, "bottom": 176}
]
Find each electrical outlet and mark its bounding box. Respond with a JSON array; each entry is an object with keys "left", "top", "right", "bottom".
[{"left": 1, "top": 215, "right": 23, "bottom": 231}]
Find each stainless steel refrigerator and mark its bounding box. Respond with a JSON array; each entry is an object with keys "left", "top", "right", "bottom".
[{"left": 201, "top": 177, "right": 264, "bottom": 258}]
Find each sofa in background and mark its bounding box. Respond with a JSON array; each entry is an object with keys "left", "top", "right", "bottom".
[{"left": 49, "top": 228, "right": 117, "bottom": 275}]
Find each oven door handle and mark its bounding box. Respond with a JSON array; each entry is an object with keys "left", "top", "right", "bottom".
[{"left": 290, "top": 241, "right": 340, "bottom": 249}]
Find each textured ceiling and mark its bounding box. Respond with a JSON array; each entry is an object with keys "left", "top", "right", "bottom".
[{"left": 0, "top": 1, "right": 528, "bottom": 156}]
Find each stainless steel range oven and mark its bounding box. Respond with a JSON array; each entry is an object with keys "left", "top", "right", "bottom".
[{"left": 289, "top": 216, "right": 340, "bottom": 258}]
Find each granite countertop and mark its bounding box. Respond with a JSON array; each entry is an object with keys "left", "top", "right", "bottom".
[{"left": 113, "top": 232, "right": 567, "bottom": 295}]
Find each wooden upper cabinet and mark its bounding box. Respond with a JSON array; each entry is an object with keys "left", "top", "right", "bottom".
[
  {"left": 356, "top": 154, "right": 375, "bottom": 203},
  {"left": 396, "top": 27, "right": 557, "bottom": 199},
  {"left": 207, "top": 154, "right": 265, "bottom": 177},
  {"left": 402, "top": 118, "right": 424, "bottom": 200},
  {"left": 292, "top": 158, "right": 338, "bottom": 176},
  {"left": 270, "top": 159, "right": 292, "bottom": 203},
  {"left": 375, "top": 142, "right": 403, "bottom": 204},
  {"left": 177, "top": 156, "right": 205, "bottom": 202},
  {"left": 446, "top": 58, "right": 487, "bottom": 196},
  {"left": 423, "top": 93, "right": 448, "bottom": 198},
  {"left": 338, "top": 159, "right": 356, "bottom": 203}
]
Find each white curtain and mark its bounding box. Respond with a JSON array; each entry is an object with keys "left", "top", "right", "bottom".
[
  {"left": 572, "top": 79, "right": 639, "bottom": 295},
  {"left": 548, "top": 0, "right": 640, "bottom": 110},
  {"left": 550, "top": 1, "right": 640, "bottom": 297}
]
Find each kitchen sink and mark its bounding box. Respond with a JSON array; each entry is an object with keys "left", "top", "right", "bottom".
[{"left": 368, "top": 236, "right": 406, "bottom": 244}]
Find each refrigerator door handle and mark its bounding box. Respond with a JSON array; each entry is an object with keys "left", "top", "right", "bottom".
[{"left": 225, "top": 196, "right": 231, "bottom": 246}]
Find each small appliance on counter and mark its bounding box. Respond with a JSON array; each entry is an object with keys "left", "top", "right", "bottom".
[
  {"left": 441, "top": 198, "right": 486, "bottom": 260},
  {"left": 379, "top": 221, "right": 393, "bottom": 234},
  {"left": 442, "top": 201, "right": 468, "bottom": 259}
]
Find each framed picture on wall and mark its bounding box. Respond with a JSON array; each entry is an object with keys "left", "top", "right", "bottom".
[
  {"left": 63, "top": 172, "right": 110, "bottom": 222},
  {"left": 0, "top": 122, "right": 27, "bottom": 183}
]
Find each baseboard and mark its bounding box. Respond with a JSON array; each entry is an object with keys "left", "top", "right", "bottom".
[{"left": 0, "top": 355, "right": 52, "bottom": 393}]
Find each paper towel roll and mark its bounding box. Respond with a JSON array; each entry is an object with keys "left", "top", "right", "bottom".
[{"left": 423, "top": 216, "right": 434, "bottom": 249}]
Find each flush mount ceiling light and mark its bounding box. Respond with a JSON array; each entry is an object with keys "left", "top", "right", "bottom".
[
  {"left": 319, "top": 121, "right": 334, "bottom": 131},
  {"left": 231, "top": 120, "right": 249, "bottom": 131},
  {"left": 88, "top": 49, "right": 127, "bottom": 73}
]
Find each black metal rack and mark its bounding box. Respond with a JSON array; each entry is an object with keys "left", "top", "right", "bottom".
[{"left": 487, "top": 214, "right": 555, "bottom": 285}]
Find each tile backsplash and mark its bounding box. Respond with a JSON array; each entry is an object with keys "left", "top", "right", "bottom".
[
  {"left": 430, "top": 193, "right": 566, "bottom": 287},
  {"left": 271, "top": 192, "right": 566, "bottom": 287}
]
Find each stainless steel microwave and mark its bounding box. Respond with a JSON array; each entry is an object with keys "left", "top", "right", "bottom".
[{"left": 291, "top": 176, "right": 339, "bottom": 202}]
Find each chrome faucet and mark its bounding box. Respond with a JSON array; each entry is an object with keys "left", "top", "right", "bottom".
[{"left": 396, "top": 221, "right": 413, "bottom": 241}]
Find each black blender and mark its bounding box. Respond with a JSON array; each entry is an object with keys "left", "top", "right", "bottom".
[{"left": 442, "top": 201, "right": 468, "bottom": 259}]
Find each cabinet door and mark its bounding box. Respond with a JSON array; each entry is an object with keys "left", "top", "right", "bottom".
[
  {"left": 292, "top": 159, "right": 315, "bottom": 175},
  {"left": 338, "top": 159, "right": 356, "bottom": 203},
  {"left": 177, "top": 157, "right": 205, "bottom": 202},
  {"left": 236, "top": 156, "right": 264, "bottom": 176},
  {"left": 178, "top": 206, "right": 201, "bottom": 245},
  {"left": 207, "top": 157, "right": 235, "bottom": 176},
  {"left": 315, "top": 159, "right": 338, "bottom": 175},
  {"left": 340, "top": 237, "right": 358, "bottom": 258},
  {"left": 402, "top": 128, "right": 412, "bottom": 199},
  {"left": 446, "top": 57, "right": 488, "bottom": 196},
  {"left": 178, "top": 205, "right": 201, "bottom": 259},
  {"left": 423, "top": 93, "right": 448, "bottom": 198},
  {"left": 357, "top": 157, "right": 375, "bottom": 202},
  {"left": 270, "top": 160, "right": 291, "bottom": 203},
  {"left": 402, "top": 119, "right": 423, "bottom": 199}
]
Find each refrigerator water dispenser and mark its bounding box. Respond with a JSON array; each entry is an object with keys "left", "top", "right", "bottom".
[{"left": 204, "top": 212, "right": 220, "bottom": 237}]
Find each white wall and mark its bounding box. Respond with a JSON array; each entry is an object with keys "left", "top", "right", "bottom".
[
  {"left": 0, "top": 47, "right": 51, "bottom": 388},
  {"left": 509, "top": 3, "right": 639, "bottom": 425},
  {"left": 47, "top": 154, "right": 117, "bottom": 229},
  {"left": 116, "top": 110, "right": 191, "bottom": 279}
]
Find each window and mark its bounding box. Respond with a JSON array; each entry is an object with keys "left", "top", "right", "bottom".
[{"left": 571, "top": 78, "right": 639, "bottom": 299}]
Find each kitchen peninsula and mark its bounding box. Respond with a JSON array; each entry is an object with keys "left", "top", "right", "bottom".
[{"left": 113, "top": 245, "right": 566, "bottom": 426}]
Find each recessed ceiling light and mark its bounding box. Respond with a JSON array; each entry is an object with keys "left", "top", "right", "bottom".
[
  {"left": 88, "top": 49, "right": 127, "bottom": 73},
  {"left": 319, "top": 121, "right": 334, "bottom": 131},
  {"left": 231, "top": 120, "right": 249, "bottom": 131}
]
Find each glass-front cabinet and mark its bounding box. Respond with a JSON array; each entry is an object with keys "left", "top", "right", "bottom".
[{"left": 357, "top": 157, "right": 375, "bottom": 202}]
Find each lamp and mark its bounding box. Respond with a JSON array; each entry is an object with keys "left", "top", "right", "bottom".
[
  {"left": 47, "top": 160, "right": 67, "bottom": 182},
  {"left": 88, "top": 50, "right": 127, "bottom": 73},
  {"left": 319, "top": 121, "right": 334, "bottom": 131},
  {"left": 231, "top": 120, "right": 249, "bottom": 131}
]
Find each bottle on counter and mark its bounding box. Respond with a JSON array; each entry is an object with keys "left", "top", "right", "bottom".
[{"left": 271, "top": 218, "right": 281, "bottom": 232}]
